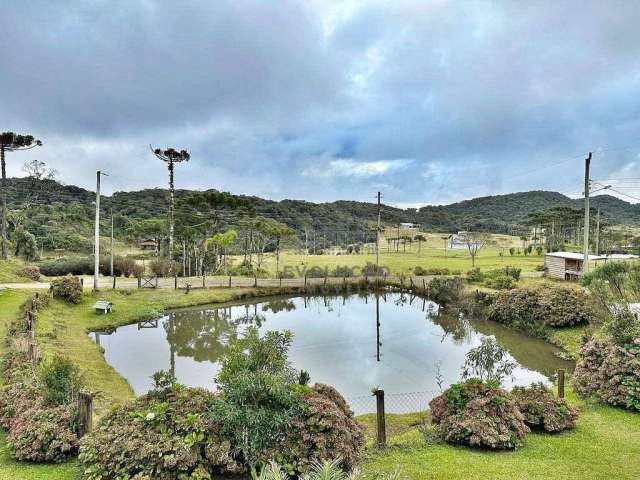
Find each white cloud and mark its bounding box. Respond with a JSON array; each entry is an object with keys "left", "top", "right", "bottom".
[{"left": 302, "top": 158, "right": 413, "bottom": 178}]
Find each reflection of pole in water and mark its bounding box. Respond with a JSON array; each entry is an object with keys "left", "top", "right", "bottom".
[
  {"left": 422, "top": 296, "right": 426, "bottom": 312},
  {"left": 94, "top": 332, "right": 101, "bottom": 346},
  {"left": 376, "top": 294, "right": 381, "bottom": 362},
  {"left": 304, "top": 296, "right": 307, "bottom": 309},
  {"left": 168, "top": 316, "right": 176, "bottom": 378}
]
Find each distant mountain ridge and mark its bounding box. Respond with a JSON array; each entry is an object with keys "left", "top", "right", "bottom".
[{"left": 4, "top": 178, "right": 640, "bottom": 237}]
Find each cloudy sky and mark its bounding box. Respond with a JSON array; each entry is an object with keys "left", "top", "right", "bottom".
[{"left": 2, "top": 0, "right": 640, "bottom": 206}]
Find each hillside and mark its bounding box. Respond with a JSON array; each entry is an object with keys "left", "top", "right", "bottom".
[{"left": 3, "top": 178, "right": 640, "bottom": 252}]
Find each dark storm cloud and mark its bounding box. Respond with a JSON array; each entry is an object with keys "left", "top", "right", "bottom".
[{"left": 2, "top": 0, "right": 640, "bottom": 204}]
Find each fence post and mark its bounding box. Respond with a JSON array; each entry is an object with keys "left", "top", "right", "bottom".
[
  {"left": 174, "top": 275, "right": 178, "bottom": 289},
  {"left": 229, "top": 276, "right": 232, "bottom": 288},
  {"left": 28, "top": 342, "right": 37, "bottom": 365},
  {"left": 279, "top": 276, "right": 282, "bottom": 287},
  {"left": 557, "top": 369, "right": 565, "bottom": 399},
  {"left": 137, "top": 274, "right": 141, "bottom": 289},
  {"left": 203, "top": 274, "right": 206, "bottom": 288},
  {"left": 112, "top": 276, "right": 116, "bottom": 289},
  {"left": 77, "top": 392, "right": 93, "bottom": 438},
  {"left": 304, "top": 275, "right": 307, "bottom": 290},
  {"left": 254, "top": 276, "right": 258, "bottom": 288},
  {"left": 373, "top": 388, "right": 386, "bottom": 447}
]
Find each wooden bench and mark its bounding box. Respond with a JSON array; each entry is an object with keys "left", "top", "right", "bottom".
[{"left": 93, "top": 300, "right": 113, "bottom": 314}]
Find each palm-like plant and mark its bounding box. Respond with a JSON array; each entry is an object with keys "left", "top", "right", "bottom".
[{"left": 252, "top": 459, "right": 404, "bottom": 480}]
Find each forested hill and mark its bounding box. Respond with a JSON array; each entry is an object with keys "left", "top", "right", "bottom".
[{"left": 4, "top": 178, "right": 640, "bottom": 244}]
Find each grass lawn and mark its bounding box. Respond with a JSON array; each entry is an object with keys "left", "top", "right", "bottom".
[
  {"left": 0, "top": 258, "right": 33, "bottom": 283},
  {"left": 359, "top": 390, "right": 640, "bottom": 480}
]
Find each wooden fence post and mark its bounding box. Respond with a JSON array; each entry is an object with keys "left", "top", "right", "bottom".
[
  {"left": 557, "top": 369, "right": 565, "bottom": 399},
  {"left": 202, "top": 274, "right": 206, "bottom": 288},
  {"left": 279, "top": 276, "right": 282, "bottom": 287},
  {"left": 373, "top": 389, "right": 386, "bottom": 447},
  {"left": 254, "top": 276, "right": 258, "bottom": 288},
  {"left": 112, "top": 276, "right": 116, "bottom": 289},
  {"left": 77, "top": 392, "right": 93, "bottom": 438},
  {"left": 174, "top": 275, "right": 178, "bottom": 289},
  {"left": 137, "top": 274, "right": 141, "bottom": 289},
  {"left": 229, "top": 276, "right": 232, "bottom": 288},
  {"left": 28, "top": 342, "right": 37, "bottom": 365}
]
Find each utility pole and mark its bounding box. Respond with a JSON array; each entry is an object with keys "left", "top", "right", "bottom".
[
  {"left": 582, "top": 152, "right": 592, "bottom": 274},
  {"left": 94, "top": 171, "right": 102, "bottom": 291},
  {"left": 110, "top": 207, "right": 114, "bottom": 278},
  {"left": 376, "top": 191, "right": 381, "bottom": 270},
  {"left": 595, "top": 208, "right": 600, "bottom": 256}
]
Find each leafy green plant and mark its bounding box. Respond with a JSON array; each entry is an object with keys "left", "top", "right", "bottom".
[
  {"left": 461, "top": 337, "right": 516, "bottom": 384},
  {"left": 38, "top": 354, "right": 84, "bottom": 405},
  {"left": 213, "top": 328, "right": 303, "bottom": 473}
]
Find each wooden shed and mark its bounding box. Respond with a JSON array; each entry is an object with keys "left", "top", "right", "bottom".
[{"left": 544, "top": 252, "right": 605, "bottom": 280}]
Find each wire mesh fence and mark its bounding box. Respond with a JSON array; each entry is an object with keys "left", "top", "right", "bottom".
[{"left": 346, "top": 390, "right": 438, "bottom": 415}]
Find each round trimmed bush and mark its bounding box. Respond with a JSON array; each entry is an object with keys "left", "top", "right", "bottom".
[
  {"left": 511, "top": 383, "right": 578, "bottom": 432},
  {"left": 573, "top": 337, "right": 640, "bottom": 411},
  {"left": 278, "top": 384, "right": 364, "bottom": 473},
  {"left": 429, "top": 379, "right": 529, "bottom": 449},
  {"left": 50, "top": 275, "right": 83, "bottom": 303}
]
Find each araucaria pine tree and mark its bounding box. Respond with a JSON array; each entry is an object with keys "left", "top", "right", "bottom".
[
  {"left": 0, "top": 132, "right": 42, "bottom": 259},
  {"left": 150, "top": 145, "right": 190, "bottom": 274}
]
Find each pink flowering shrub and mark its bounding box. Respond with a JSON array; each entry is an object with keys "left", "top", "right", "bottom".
[
  {"left": 511, "top": 383, "right": 578, "bottom": 432},
  {"left": 573, "top": 337, "right": 640, "bottom": 411},
  {"left": 429, "top": 379, "right": 529, "bottom": 450}
]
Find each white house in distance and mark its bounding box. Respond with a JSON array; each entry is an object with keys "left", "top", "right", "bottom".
[
  {"left": 400, "top": 222, "right": 419, "bottom": 229},
  {"left": 544, "top": 251, "right": 639, "bottom": 280}
]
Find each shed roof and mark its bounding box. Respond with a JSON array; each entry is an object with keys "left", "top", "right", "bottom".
[{"left": 545, "top": 251, "right": 605, "bottom": 261}]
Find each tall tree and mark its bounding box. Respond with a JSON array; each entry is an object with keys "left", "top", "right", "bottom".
[
  {"left": 0, "top": 132, "right": 42, "bottom": 259},
  {"left": 150, "top": 145, "right": 190, "bottom": 273}
]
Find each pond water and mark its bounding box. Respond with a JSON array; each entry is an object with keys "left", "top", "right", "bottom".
[{"left": 93, "top": 293, "right": 573, "bottom": 413}]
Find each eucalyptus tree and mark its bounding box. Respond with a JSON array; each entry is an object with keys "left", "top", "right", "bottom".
[
  {"left": 0, "top": 132, "right": 42, "bottom": 259},
  {"left": 151, "top": 146, "right": 190, "bottom": 273}
]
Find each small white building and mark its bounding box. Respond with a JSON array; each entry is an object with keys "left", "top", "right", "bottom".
[
  {"left": 400, "top": 222, "right": 418, "bottom": 229},
  {"left": 544, "top": 251, "right": 606, "bottom": 280}
]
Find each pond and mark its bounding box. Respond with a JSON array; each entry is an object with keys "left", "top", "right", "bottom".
[{"left": 92, "top": 292, "right": 573, "bottom": 413}]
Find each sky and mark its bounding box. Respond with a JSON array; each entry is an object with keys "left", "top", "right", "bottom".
[{"left": 2, "top": 0, "right": 640, "bottom": 207}]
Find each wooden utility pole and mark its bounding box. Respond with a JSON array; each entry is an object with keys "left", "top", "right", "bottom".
[
  {"left": 110, "top": 208, "right": 114, "bottom": 278},
  {"left": 582, "top": 152, "right": 592, "bottom": 274},
  {"left": 376, "top": 192, "right": 381, "bottom": 270},
  {"left": 595, "top": 209, "right": 600, "bottom": 256},
  {"left": 94, "top": 171, "right": 104, "bottom": 291}
]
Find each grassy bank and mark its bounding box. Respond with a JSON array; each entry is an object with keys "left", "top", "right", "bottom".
[{"left": 359, "top": 390, "right": 640, "bottom": 479}]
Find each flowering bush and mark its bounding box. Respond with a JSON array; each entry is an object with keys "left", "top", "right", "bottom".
[
  {"left": 50, "top": 275, "right": 83, "bottom": 304},
  {"left": 511, "top": 383, "right": 578, "bottom": 432},
  {"left": 277, "top": 384, "right": 364, "bottom": 473},
  {"left": 78, "top": 385, "right": 242, "bottom": 479},
  {"left": 427, "top": 276, "right": 465, "bottom": 306},
  {"left": 18, "top": 265, "right": 41, "bottom": 281},
  {"left": 573, "top": 337, "right": 640, "bottom": 411},
  {"left": 488, "top": 287, "right": 595, "bottom": 330},
  {"left": 429, "top": 379, "right": 529, "bottom": 449},
  {"left": 8, "top": 404, "right": 79, "bottom": 462}
]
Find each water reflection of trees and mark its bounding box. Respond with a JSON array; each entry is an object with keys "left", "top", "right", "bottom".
[
  {"left": 262, "top": 299, "right": 296, "bottom": 314},
  {"left": 164, "top": 305, "right": 265, "bottom": 364},
  {"left": 428, "top": 310, "right": 473, "bottom": 344}
]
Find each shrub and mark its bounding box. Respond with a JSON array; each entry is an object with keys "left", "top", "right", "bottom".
[
  {"left": 148, "top": 258, "right": 169, "bottom": 277},
  {"left": 38, "top": 354, "right": 84, "bottom": 406},
  {"left": 466, "top": 268, "right": 484, "bottom": 283},
  {"left": 40, "top": 257, "right": 93, "bottom": 276},
  {"left": 484, "top": 274, "right": 516, "bottom": 290},
  {"left": 573, "top": 337, "right": 640, "bottom": 411},
  {"left": 511, "top": 383, "right": 578, "bottom": 432},
  {"left": 278, "top": 384, "right": 364, "bottom": 473},
  {"left": 487, "top": 287, "right": 595, "bottom": 330},
  {"left": 427, "top": 276, "right": 465, "bottom": 306},
  {"left": 416, "top": 266, "right": 452, "bottom": 276},
  {"left": 429, "top": 379, "right": 528, "bottom": 449},
  {"left": 503, "top": 266, "right": 521, "bottom": 281},
  {"left": 8, "top": 404, "right": 79, "bottom": 462},
  {"left": 605, "top": 308, "right": 640, "bottom": 347},
  {"left": 50, "top": 275, "right": 83, "bottom": 303},
  {"left": 78, "top": 385, "right": 241, "bottom": 479},
  {"left": 18, "top": 265, "right": 41, "bottom": 281}
]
